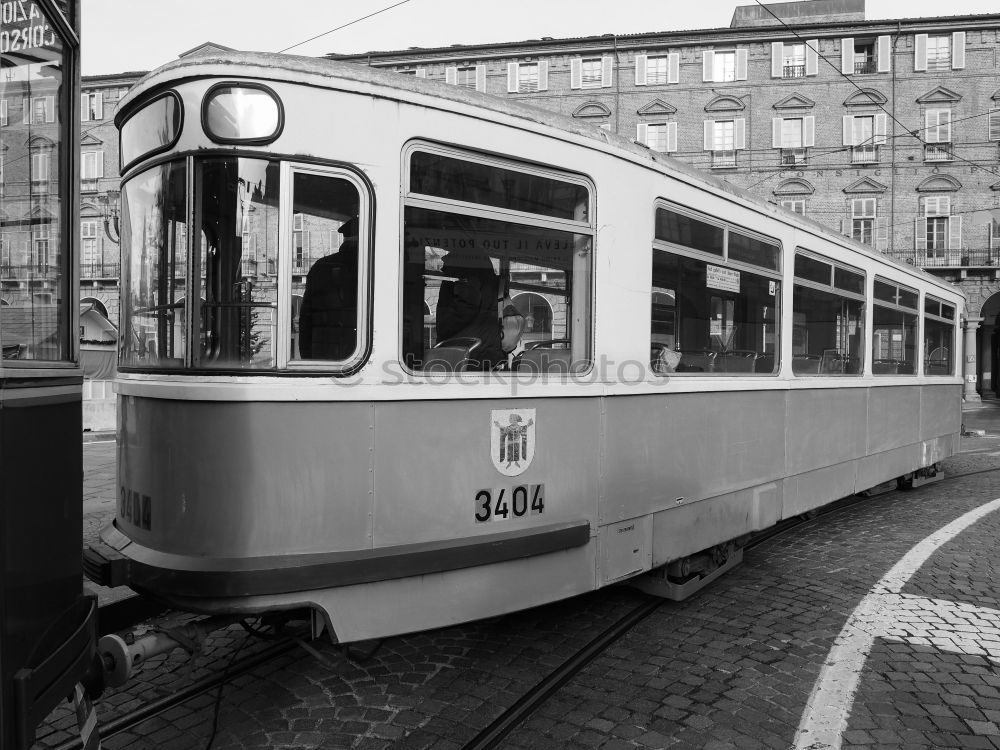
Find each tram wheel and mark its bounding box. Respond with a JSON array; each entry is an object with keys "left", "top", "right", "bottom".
[{"left": 896, "top": 475, "right": 914, "bottom": 491}]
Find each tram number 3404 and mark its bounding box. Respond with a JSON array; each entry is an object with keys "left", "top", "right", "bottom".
[{"left": 475, "top": 484, "right": 545, "bottom": 523}]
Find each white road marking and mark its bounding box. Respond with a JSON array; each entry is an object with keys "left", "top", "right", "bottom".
[{"left": 793, "top": 497, "right": 1000, "bottom": 750}]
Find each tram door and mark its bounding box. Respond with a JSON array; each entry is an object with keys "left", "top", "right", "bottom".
[{"left": 0, "top": 4, "right": 97, "bottom": 750}]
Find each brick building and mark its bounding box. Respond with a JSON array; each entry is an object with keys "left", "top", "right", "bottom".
[{"left": 80, "top": 4, "right": 1000, "bottom": 396}]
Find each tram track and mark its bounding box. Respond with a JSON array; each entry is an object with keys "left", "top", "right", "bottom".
[{"left": 50, "top": 462, "right": 1000, "bottom": 750}]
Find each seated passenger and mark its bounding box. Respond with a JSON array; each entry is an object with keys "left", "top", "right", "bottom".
[
  {"left": 500, "top": 297, "right": 526, "bottom": 369},
  {"left": 436, "top": 251, "right": 504, "bottom": 370},
  {"left": 299, "top": 217, "right": 359, "bottom": 360}
]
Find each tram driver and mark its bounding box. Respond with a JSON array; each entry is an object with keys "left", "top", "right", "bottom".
[
  {"left": 435, "top": 251, "right": 506, "bottom": 370},
  {"left": 298, "top": 216, "right": 359, "bottom": 360}
]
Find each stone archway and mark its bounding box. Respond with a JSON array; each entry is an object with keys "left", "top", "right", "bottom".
[{"left": 979, "top": 291, "right": 1000, "bottom": 397}]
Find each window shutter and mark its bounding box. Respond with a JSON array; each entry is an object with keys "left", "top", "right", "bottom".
[
  {"left": 772, "top": 42, "right": 783, "bottom": 78},
  {"left": 95, "top": 151, "right": 104, "bottom": 178},
  {"left": 94, "top": 92, "right": 103, "bottom": 119},
  {"left": 925, "top": 110, "right": 937, "bottom": 143},
  {"left": 915, "top": 218, "right": 927, "bottom": 251},
  {"left": 572, "top": 59, "right": 583, "bottom": 89},
  {"left": 667, "top": 53, "right": 679, "bottom": 84},
  {"left": 736, "top": 49, "right": 748, "bottom": 80},
  {"left": 843, "top": 115, "right": 854, "bottom": 146},
  {"left": 949, "top": 214, "right": 962, "bottom": 251},
  {"left": 876, "top": 217, "right": 888, "bottom": 251},
  {"left": 990, "top": 109, "right": 1000, "bottom": 141},
  {"left": 877, "top": 35, "right": 891, "bottom": 72},
  {"left": 704, "top": 120, "right": 714, "bottom": 150},
  {"left": 21, "top": 97, "right": 27, "bottom": 124},
  {"left": 952, "top": 31, "right": 966, "bottom": 69},
  {"left": 666, "top": 121, "right": 677, "bottom": 152},
  {"left": 637, "top": 123, "right": 648, "bottom": 145},
  {"left": 0, "top": 99, "right": 6, "bottom": 127},
  {"left": 703, "top": 51, "right": 713, "bottom": 82},
  {"left": 507, "top": 63, "right": 518, "bottom": 92},
  {"left": 602, "top": 56, "right": 613, "bottom": 88},
  {"left": 476, "top": 65, "right": 486, "bottom": 92},
  {"left": 841, "top": 38, "right": 854, "bottom": 74},
  {"left": 81, "top": 93, "right": 89, "bottom": 122},
  {"left": 841, "top": 219, "right": 850, "bottom": 236},
  {"left": 537, "top": 61, "right": 548, "bottom": 91},
  {"left": 45, "top": 96, "right": 54, "bottom": 122},
  {"left": 803, "top": 115, "right": 815, "bottom": 147},
  {"left": 772, "top": 117, "right": 783, "bottom": 148},
  {"left": 874, "top": 113, "right": 887, "bottom": 145},
  {"left": 735, "top": 118, "right": 746, "bottom": 150},
  {"left": 914, "top": 34, "right": 927, "bottom": 71},
  {"left": 805, "top": 40, "right": 819, "bottom": 76},
  {"left": 446, "top": 66, "right": 457, "bottom": 85},
  {"left": 633, "top": 55, "right": 645, "bottom": 86},
  {"left": 416, "top": 68, "right": 427, "bottom": 78},
  {"left": 942, "top": 109, "right": 951, "bottom": 142}
]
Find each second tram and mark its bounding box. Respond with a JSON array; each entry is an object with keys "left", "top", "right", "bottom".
[{"left": 85, "top": 51, "right": 963, "bottom": 644}]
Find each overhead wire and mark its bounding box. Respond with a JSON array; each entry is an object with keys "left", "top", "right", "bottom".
[{"left": 276, "top": 0, "right": 413, "bottom": 54}]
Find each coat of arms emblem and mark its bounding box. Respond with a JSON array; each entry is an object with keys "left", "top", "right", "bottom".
[{"left": 491, "top": 408, "right": 536, "bottom": 476}]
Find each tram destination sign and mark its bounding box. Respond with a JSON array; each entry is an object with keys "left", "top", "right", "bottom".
[{"left": 0, "top": 1, "right": 58, "bottom": 54}]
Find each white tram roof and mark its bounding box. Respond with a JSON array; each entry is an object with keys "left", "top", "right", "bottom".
[{"left": 122, "top": 50, "right": 962, "bottom": 300}]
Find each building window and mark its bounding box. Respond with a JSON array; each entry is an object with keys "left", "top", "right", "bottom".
[
  {"left": 782, "top": 43, "right": 806, "bottom": 78},
  {"left": 0, "top": 99, "right": 6, "bottom": 127},
  {"left": 917, "top": 195, "right": 961, "bottom": 262},
  {"left": 923, "top": 108, "right": 952, "bottom": 161},
  {"left": 635, "top": 53, "right": 678, "bottom": 86},
  {"left": 713, "top": 51, "right": 736, "bottom": 82},
  {"left": 638, "top": 122, "right": 676, "bottom": 153},
  {"left": 851, "top": 198, "right": 876, "bottom": 246},
  {"left": 843, "top": 113, "right": 886, "bottom": 162},
  {"left": 32, "top": 232, "right": 50, "bottom": 272},
  {"left": 81, "top": 220, "right": 99, "bottom": 272},
  {"left": 581, "top": 58, "right": 603, "bottom": 87},
  {"left": 854, "top": 40, "right": 875, "bottom": 74},
  {"left": 81, "top": 92, "right": 103, "bottom": 122},
  {"left": 780, "top": 199, "right": 806, "bottom": 215},
  {"left": 292, "top": 212, "right": 306, "bottom": 270},
  {"left": 82, "top": 150, "right": 104, "bottom": 189},
  {"left": 773, "top": 116, "right": 813, "bottom": 164},
  {"left": 646, "top": 56, "right": 670, "bottom": 84},
  {"left": 30, "top": 151, "right": 49, "bottom": 187},
  {"left": 926, "top": 35, "right": 950, "bottom": 70},
  {"left": 705, "top": 119, "right": 745, "bottom": 167},
  {"left": 456, "top": 66, "right": 477, "bottom": 90},
  {"left": 507, "top": 61, "right": 547, "bottom": 93},
  {"left": 0, "top": 234, "right": 9, "bottom": 276}
]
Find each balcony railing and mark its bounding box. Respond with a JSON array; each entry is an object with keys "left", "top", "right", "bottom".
[
  {"left": 80, "top": 262, "right": 120, "bottom": 279},
  {"left": 888, "top": 249, "right": 1000, "bottom": 269},
  {"left": 712, "top": 150, "right": 737, "bottom": 168},
  {"left": 854, "top": 58, "right": 876, "bottom": 74},
  {"left": 924, "top": 143, "right": 953, "bottom": 162},
  {"left": 783, "top": 64, "right": 806, "bottom": 78},
  {"left": 0, "top": 263, "right": 59, "bottom": 279},
  {"left": 781, "top": 148, "right": 807, "bottom": 165},
  {"left": 851, "top": 145, "right": 878, "bottom": 164}
]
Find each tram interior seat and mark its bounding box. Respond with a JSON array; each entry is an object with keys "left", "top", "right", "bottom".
[
  {"left": 872, "top": 360, "right": 899, "bottom": 375},
  {"left": 675, "top": 350, "right": 716, "bottom": 372},
  {"left": 754, "top": 354, "right": 775, "bottom": 374},
  {"left": 715, "top": 350, "right": 757, "bottom": 373},
  {"left": 926, "top": 360, "right": 950, "bottom": 375},
  {"left": 2, "top": 343, "right": 22, "bottom": 359},
  {"left": 423, "top": 337, "right": 482, "bottom": 372},
  {"left": 650, "top": 344, "right": 682, "bottom": 374},
  {"left": 517, "top": 339, "right": 572, "bottom": 374},
  {"left": 820, "top": 350, "right": 845, "bottom": 374},
  {"left": 792, "top": 355, "right": 821, "bottom": 374}
]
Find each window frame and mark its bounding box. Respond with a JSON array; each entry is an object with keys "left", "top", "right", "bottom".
[
  {"left": 871, "top": 275, "right": 920, "bottom": 376},
  {"left": 923, "top": 295, "right": 956, "bottom": 377},
  {"left": 401, "top": 141, "right": 596, "bottom": 377}
]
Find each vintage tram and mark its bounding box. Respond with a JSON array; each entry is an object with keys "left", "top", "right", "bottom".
[{"left": 85, "top": 51, "right": 963, "bottom": 644}]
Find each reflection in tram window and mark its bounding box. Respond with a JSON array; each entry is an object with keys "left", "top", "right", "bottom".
[
  {"left": 291, "top": 173, "right": 362, "bottom": 362},
  {"left": 195, "top": 158, "right": 280, "bottom": 369},
  {"left": 403, "top": 148, "right": 592, "bottom": 374},
  {"left": 651, "top": 251, "right": 779, "bottom": 374},
  {"left": 924, "top": 297, "right": 956, "bottom": 375},
  {"left": 872, "top": 277, "right": 918, "bottom": 375},
  {"left": 791, "top": 251, "right": 865, "bottom": 375},
  {"left": 120, "top": 160, "right": 187, "bottom": 368},
  {"left": 403, "top": 208, "right": 591, "bottom": 373}
]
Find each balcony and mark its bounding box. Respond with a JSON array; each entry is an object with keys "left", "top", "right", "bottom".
[
  {"left": 851, "top": 145, "right": 878, "bottom": 164},
  {"left": 924, "top": 143, "right": 953, "bottom": 162},
  {"left": 854, "top": 58, "right": 876, "bottom": 74},
  {"left": 712, "top": 150, "right": 737, "bottom": 168},
  {"left": 782, "top": 64, "right": 806, "bottom": 78},
  {"left": 80, "top": 262, "right": 120, "bottom": 279},
  {"left": 781, "top": 148, "right": 807, "bottom": 166},
  {"left": 890, "top": 248, "right": 1000, "bottom": 269}
]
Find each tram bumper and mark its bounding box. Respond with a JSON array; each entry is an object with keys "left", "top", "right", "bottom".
[{"left": 83, "top": 539, "right": 131, "bottom": 589}]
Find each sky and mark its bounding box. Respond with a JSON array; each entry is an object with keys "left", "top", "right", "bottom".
[{"left": 81, "top": 0, "right": 1000, "bottom": 76}]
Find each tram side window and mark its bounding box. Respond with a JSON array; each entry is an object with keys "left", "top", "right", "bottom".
[
  {"left": 791, "top": 252, "right": 865, "bottom": 375},
  {"left": 195, "top": 158, "right": 281, "bottom": 370},
  {"left": 290, "top": 173, "right": 362, "bottom": 363},
  {"left": 120, "top": 160, "right": 188, "bottom": 368},
  {"left": 403, "top": 207, "right": 591, "bottom": 373},
  {"left": 872, "top": 277, "right": 918, "bottom": 375},
  {"left": 924, "top": 298, "right": 956, "bottom": 375},
  {"left": 650, "top": 250, "right": 779, "bottom": 375}
]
